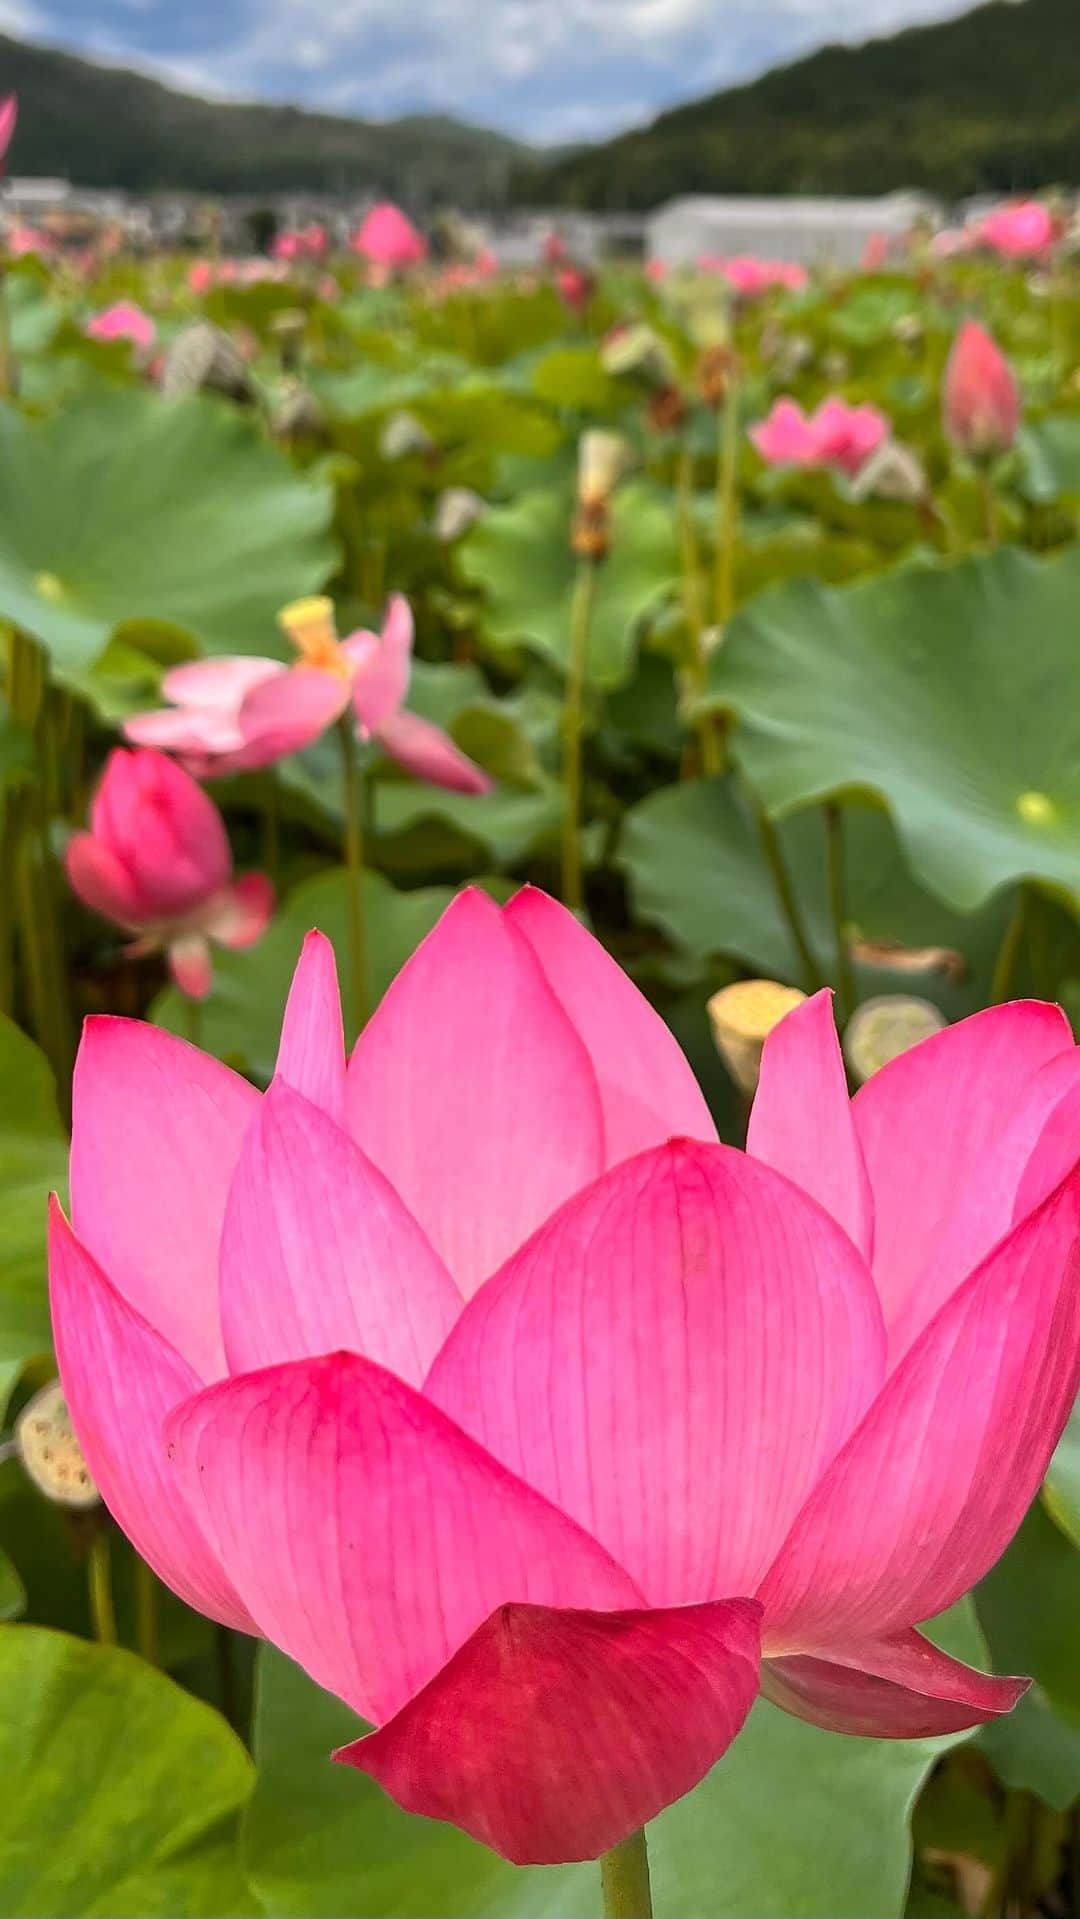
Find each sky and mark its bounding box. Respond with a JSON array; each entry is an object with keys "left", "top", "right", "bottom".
[{"left": 0, "top": 0, "right": 998, "bottom": 143}]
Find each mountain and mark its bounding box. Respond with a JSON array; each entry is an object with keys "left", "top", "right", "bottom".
[
  {"left": 518, "top": 0, "right": 1080, "bottom": 209},
  {"left": 0, "top": 34, "right": 526, "bottom": 202}
]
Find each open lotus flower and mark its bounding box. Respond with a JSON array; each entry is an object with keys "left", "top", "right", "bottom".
[
  {"left": 49, "top": 889, "right": 1080, "bottom": 1865},
  {"left": 124, "top": 594, "right": 491, "bottom": 793},
  {"left": 85, "top": 301, "right": 156, "bottom": 354},
  {"left": 751, "top": 395, "right": 891, "bottom": 477},
  {"left": 977, "top": 199, "right": 1056, "bottom": 260},
  {"left": 65, "top": 747, "right": 273, "bottom": 998},
  {"left": 0, "top": 93, "right": 16, "bottom": 172},
  {"left": 351, "top": 203, "right": 427, "bottom": 270},
  {"left": 698, "top": 254, "right": 808, "bottom": 296},
  {"left": 942, "top": 319, "right": 1020, "bottom": 459}
]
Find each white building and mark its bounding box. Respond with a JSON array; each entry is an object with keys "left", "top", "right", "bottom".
[{"left": 646, "top": 192, "right": 939, "bottom": 268}]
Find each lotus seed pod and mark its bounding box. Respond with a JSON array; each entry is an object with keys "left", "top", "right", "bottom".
[
  {"left": 379, "top": 411, "right": 436, "bottom": 461},
  {"left": 160, "top": 321, "right": 255, "bottom": 403},
  {"left": 577, "top": 430, "right": 632, "bottom": 508},
  {"left": 600, "top": 323, "right": 676, "bottom": 389},
  {"left": 272, "top": 378, "right": 326, "bottom": 442},
  {"left": 844, "top": 994, "right": 947, "bottom": 1085},
  {"left": 707, "top": 978, "right": 807, "bottom": 1096},
  {"left": 14, "top": 1381, "right": 99, "bottom": 1510},
  {"left": 849, "top": 438, "right": 929, "bottom": 505},
  {"left": 433, "top": 486, "right": 486, "bottom": 543}
]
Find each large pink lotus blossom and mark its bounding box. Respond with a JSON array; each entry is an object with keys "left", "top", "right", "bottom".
[
  {"left": 124, "top": 595, "right": 490, "bottom": 793},
  {"left": 85, "top": 300, "right": 156, "bottom": 354},
  {"left": 976, "top": 199, "right": 1056, "bottom": 260},
  {"left": 751, "top": 395, "right": 891, "bottom": 477},
  {"left": 0, "top": 93, "right": 16, "bottom": 172},
  {"left": 65, "top": 747, "right": 273, "bottom": 998},
  {"left": 352, "top": 203, "right": 427, "bottom": 270},
  {"left": 49, "top": 894, "right": 1080, "bottom": 1864},
  {"left": 943, "top": 319, "right": 1021, "bottom": 459},
  {"left": 698, "top": 253, "right": 808, "bottom": 296}
]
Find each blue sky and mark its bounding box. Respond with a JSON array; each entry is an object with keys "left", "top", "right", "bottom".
[{"left": 0, "top": 0, "right": 991, "bottom": 142}]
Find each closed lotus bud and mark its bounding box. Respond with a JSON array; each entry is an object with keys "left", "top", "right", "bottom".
[
  {"left": 943, "top": 320, "right": 1020, "bottom": 460},
  {"left": 379, "top": 410, "right": 437, "bottom": 461},
  {"left": 601, "top": 323, "right": 676, "bottom": 390},
  {"left": 15, "top": 1381, "right": 99, "bottom": 1509},
  {"left": 433, "top": 486, "right": 486, "bottom": 543},
  {"left": 844, "top": 994, "right": 947, "bottom": 1085},
  {"left": 707, "top": 979, "right": 807, "bottom": 1096},
  {"left": 849, "top": 438, "right": 929, "bottom": 505},
  {"left": 160, "top": 322, "right": 255, "bottom": 403}
]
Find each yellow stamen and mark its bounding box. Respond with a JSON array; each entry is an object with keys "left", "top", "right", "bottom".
[{"left": 277, "top": 595, "right": 347, "bottom": 674}]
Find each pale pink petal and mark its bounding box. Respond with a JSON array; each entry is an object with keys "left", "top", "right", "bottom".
[
  {"left": 208, "top": 872, "right": 275, "bottom": 950},
  {"left": 238, "top": 665, "right": 351, "bottom": 763},
  {"left": 161, "top": 656, "right": 285, "bottom": 711},
  {"left": 48, "top": 1201, "right": 256, "bottom": 1632},
  {"left": 346, "top": 888, "right": 604, "bottom": 1297},
  {"left": 167, "top": 933, "right": 213, "bottom": 1000},
  {"left": 748, "top": 990, "right": 873, "bottom": 1261},
  {"left": 853, "top": 1002, "right": 1073, "bottom": 1353},
  {"left": 273, "top": 930, "right": 346, "bottom": 1120},
  {"left": 756, "top": 1165, "right": 1080, "bottom": 1649},
  {"left": 122, "top": 706, "right": 249, "bottom": 757},
  {"left": 376, "top": 708, "right": 492, "bottom": 795},
  {"left": 505, "top": 886, "right": 716, "bottom": 1165},
  {"left": 65, "top": 832, "right": 143, "bottom": 928},
  {"left": 427, "top": 1139, "right": 885, "bottom": 1605},
  {"left": 339, "top": 1596, "right": 761, "bottom": 1865},
  {"left": 70, "top": 1018, "right": 259, "bottom": 1378},
  {"left": 165, "top": 1352, "right": 642, "bottom": 1723},
  {"left": 347, "top": 594, "right": 414, "bottom": 735},
  {"left": 762, "top": 1628, "right": 1027, "bottom": 1736},
  {"left": 220, "top": 1083, "right": 462, "bottom": 1380}
]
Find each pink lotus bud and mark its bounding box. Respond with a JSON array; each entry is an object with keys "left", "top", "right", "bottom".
[
  {"left": 0, "top": 93, "right": 16, "bottom": 173},
  {"left": 943, "top": 320, "right": 1020, "bottom": 459},
  {"left": 351, "top": 203, "right": 427, "bottom": 270},
  {"left": 187, "top": 259, "right": 214, "bottom": 295},
  {"left": 556, "top": 265, "right": 593, "bottom": 315},
  {"left": 85, "top": 301, "right": 156, "bottom": 355}
]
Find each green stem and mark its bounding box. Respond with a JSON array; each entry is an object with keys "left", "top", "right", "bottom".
[
  {"left": 184, "top": 995, "right": 203, "bottom": 1048},
  {"left": 337, "top": 717, "right": 368, "bottom": 1030},
  {"left": 134, "top": 1555, "right": 158, "bottom": 1665},
  {"left": 824, "top": 802, "right": 856, "bottom": 1023},
  {"left": 87, "top": 1532, "right": 117, "bottom": 1646},
  {"left": 754, "top": 801, "right": 825, "bottom": 994},
  {"left": 714, "top": 371, "right": 739, "bottom": 628},
  {"left": 991, "top": 887, "right": 1029, "bottom": 1004},
  {"left": 0, "top": 266, "right": 10, "bottom": 402},
  {"left": 677, "top": 443, "right": 721, "bottom": 777},
  {"left": 975, "top": 464, "right": 999, "bottom": 547},
  {"left": 262, "top": 774, "right": 280, "bottom": 889},
  {"left": 562, "top": 560, "right": 595, "bottom": 915},
  {"left": 599, "top": 1829, "right": 653, "bottom": 1919},
  {"left": 216, "top": 1624, "right": 238, "bottom": 1729}
]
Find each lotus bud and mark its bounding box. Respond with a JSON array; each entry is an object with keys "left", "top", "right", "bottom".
[
  {"left": 14, "top": 1381, "right": 99, "bottom": 1509},
  {"left": 849, "top": 438, "right": 929, "bottom": 505},
  {"left": 601, "top": 323, "right": 676, "bottom": 390},
  {"left": 433, "top": 486, "right": 486, "bottom": 543},
  {"left": 573, "top": 431, "right": 631, "bottom": 562},
  {"left": 159, "top": 322, "right": 255, "bottom": 403},
  {"left": 707, "top": 979, "right": 807, "bottom": 1096},
  {"left": 844, "top": 994, "right": 947, "bottom": 1085},
  {"left": 942, "top": 320, "right": 1020, "bottom": 460},
  {"left": 379, "top": 410, "right": 437, "bottom": 462}
]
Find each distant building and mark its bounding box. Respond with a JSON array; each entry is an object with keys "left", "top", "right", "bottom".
[{"left": 646, "top": 193, "right": 939, "bottom": 267}]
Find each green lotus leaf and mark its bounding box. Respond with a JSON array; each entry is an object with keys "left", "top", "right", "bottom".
[{"left": 0, "top": 1015, "right": 68, "bottom": 1392}]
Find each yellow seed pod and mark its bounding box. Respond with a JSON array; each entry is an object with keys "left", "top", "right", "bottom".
[
  {"left": 707, "top": 979, "right": 807, "bottom": 1097},
  {"left": 844, "top": 994, "right": 947, "bottom": 1086},
  {"left": 14, "top": 1381, "right": 100, "bottom": 1510}
]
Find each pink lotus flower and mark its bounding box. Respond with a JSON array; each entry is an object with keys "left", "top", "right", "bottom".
[
  {"left": 49, "top": 897, "right": 1080, "bottom": 1864},
  {"left": 861, "top": 231, "right": 891, "bottom": 273},
  {"left": 187, "top": 259, "right": 213, "bottom": 295},
  {"left": 85, "top": 300, "right": 156, "bottom": 354},
  {"left": 751, "top": 395, "right": 891, "bottom": 477},
  {"left": 699, "top": 254, "right": 808, "bottom": 296},
  {"left": 272, "top": 230, "right": 304, "bottom": 262},
  {"left": 644, "top": 257, "right": 668, "bottom": 283},
  {"left": 124, "top": 594, "right": 491, "bottom": 794},
  {"left": 352, "top": 203, "right": 427, "bottom": 270},
  {"left": 5, "top": 225, "right": 52, "bottom": 259},
  {"left": 943, "top": 319, "right": 1021, "bottom": 459},
  {"left": 977, "top": 199, "right": 1056, "bottom": 260},
  {"left": 556, "top": 264, "right": 594, "bottom": 315},
  {"left": 0, "top": 93, "right": 16, "bottom": 173},
  {"left": 65, "top": 748, "right": 273, "bottom": 998}
]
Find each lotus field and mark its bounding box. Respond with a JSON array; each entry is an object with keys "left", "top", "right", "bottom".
[{"left": 3, "top": 154, "right": 1080, "bottom": 1918}]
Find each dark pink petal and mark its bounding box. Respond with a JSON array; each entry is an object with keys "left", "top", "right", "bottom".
[
  {"left": 238, "top": 665, "right": 352, "bottom": 763},
  {"left": 48, "top": 1201, "right": 256, "bottom": 1632},
  {"left": 427, "top": 1139, "right": 885, "bottom": 1605},
  {"left": 338, "top": 1596, "right": 762, "bottom": 1865},
  {"left": 747, "top": 990, "right": 873, "bottom": 1260},
  {"left": 220, "top": 1082, "right": 462, "bottom": 1380},
  {"left": 208, "top": 872, "right": 275, "bottom": 950},
  {"left": 272, "top": 930, "right": 346, "bottom": 1121},
  {"left": 71, "top": 1018, "right": 259, "bottom": 1378},
  {"left": 167, "top": 933, "right": 213, "bottom": 1000},
  {"left": 762, "top": 1628, "right": 1027, "bottom": 1736},
  {"left": 346, "top": 888, "right": 604, "bottom": 1297},
  {"left": 376, "top": 708, "right": 492, "bottom": 794},
  {"left": 346, "top": 594, "right": 414, "bottom": 735},
  {"left": 853, "top": 1001, "right": 1072, "bottom": 1351},
  {"left": 756, "top": 1165, "right": 1080, "bottom": 1649},
  {"left": 165, "top": 1352, "right": 642, "bottom": 1722},
  {"left": 505, "top": 886, "right": 716, "bottom": 1165},
  {"left": 65, "top": 832, "right": 143, "bottom": 928}
]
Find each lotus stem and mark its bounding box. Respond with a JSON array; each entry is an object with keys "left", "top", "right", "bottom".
[
  {"left": 87, "top": 1531, "right": 117, "bottom": 1646},
  {"left": 599, "top": 1828, "right": 653, "bottom": 1919},
  {"left": 0, "top": 266, "right": 10, "bottom": 402},
  {"left": 824, "top": 801, "right": 857, "bottom": 1024},
  {"left": 975, "top": 464, "right": 999, "bottom": 547},
  {"left": 753, "top": 799, "right": 825, "bottom": 995},
  {"left": 677, "top": 443, "right": 722, "bottom": 777},
  {"left": 561, "top": 558, "right": 596, "bottom": 914},
  {"left": 714, "top": 369, "right": 739, "bottom": 628},
  {"left": 134, "top": 1555, "right": 158, "bottom": 1666},
  {"left": 337, "top": 715, "right": 368, "bottom": 1031}
]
